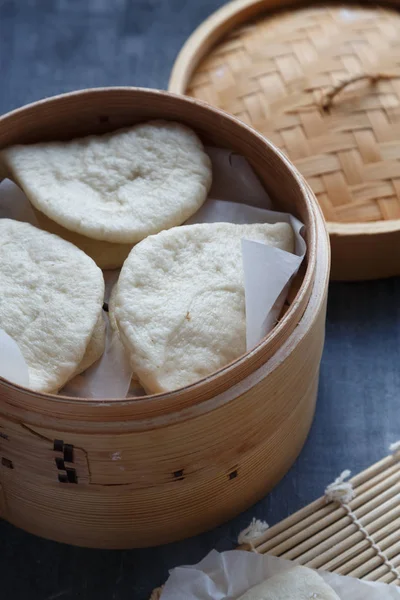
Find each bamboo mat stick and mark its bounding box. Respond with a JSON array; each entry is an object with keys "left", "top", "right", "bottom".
[
  {"left": 363, "top": 554, "right": 400, "bottom": 582},
  {"left": 273, "top": 484, "right": 400, "bottom": 559},
  {"left": 256, "top": 465, "right": 400, "bottom": 555},
  {"left": 247, "top": 499, "right": 334, "bottom": 552},
  {"left": 250, "top": 455, "right": 399, "bottom": 551},
  {"left": 376, "top": 570, "right": 399, "bottom": 584},
  {"left": 340, "top": 528, "right": 400, "bottom": 576},
  {"left": 283, "top": 509, "right": 375, "bottom": 565},
  {"left": 347, "top": 539, "right": 400, "bottom": 579},
  {"left": 326, "top": 520, "right": 400, "bottom": 574},
  {"left": 256, "top": 504, "right": 341, "bottom": 554},
  {"left": 307, "top": 504, "right": 400, "bottom": 570},
  {"left": 349, "top": 455, "right": 399, "bottom": 487},
  {"left": 378, "top": 573, "right": 397, "bottom": 584},
  {"left": 353, "top": 462, "right": 400, "bottom": 496}
]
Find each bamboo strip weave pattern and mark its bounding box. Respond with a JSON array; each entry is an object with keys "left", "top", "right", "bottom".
[{"left": 187, "top": 5, "right": 400, "bottom": 226}]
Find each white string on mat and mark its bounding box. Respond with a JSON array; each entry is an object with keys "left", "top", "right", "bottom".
[
  {"left": 237, "top": 517, "right": 269, "bottom": 548},
  {"left": 325, "top": 462, "right": 400, "bottom": 583},
  {"left": 325, "top": 470, "right": 355, "bottom": 504}
]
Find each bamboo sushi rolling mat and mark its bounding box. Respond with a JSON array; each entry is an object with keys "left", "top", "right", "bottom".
[
  {"left": 239, "top": 448, "right": 400, "bottom": 584},
  {"left": 150, "top": 446, "right": 400, "bottom": 598}
]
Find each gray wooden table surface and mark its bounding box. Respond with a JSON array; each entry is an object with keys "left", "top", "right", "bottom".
[{"left": 0, "top": 1, "right": 399, "bottom": 599}]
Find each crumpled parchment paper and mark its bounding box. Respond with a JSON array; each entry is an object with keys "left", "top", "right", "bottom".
[{"left": 160, "top": 549, "right": 400, "bottom": 599}]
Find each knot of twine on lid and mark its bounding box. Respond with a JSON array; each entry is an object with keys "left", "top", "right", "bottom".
[
  {"left": 237, "top": 517, "right": 269, "bottom": 546},
  {"left": 320, "top": 72, "right": 400, "bottom": 112}
]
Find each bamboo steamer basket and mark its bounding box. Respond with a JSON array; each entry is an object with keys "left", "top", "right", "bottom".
[
  {"left": 169, "top": 0, "right": 400, "bottom": 281},
  {"left": 0, "top": 88, "right": 330, "bottom": 549}
]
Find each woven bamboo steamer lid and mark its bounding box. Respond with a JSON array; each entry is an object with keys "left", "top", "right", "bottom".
[{"left": 169, "top": 0, "right": 400, "bottom": 281}]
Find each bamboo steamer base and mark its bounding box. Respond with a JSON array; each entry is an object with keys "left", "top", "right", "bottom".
[
  {"left": 0, "top": 88, "right": 329, "bottom": 549},
  {"left": 150, "top": 450, "right": 400, "bottom": 597},
  {"left": 0, "top": 376, "right": 318, "bottom": 547},
  {"left": 169, "top": 0, "right": 400, "bottom": 281}
]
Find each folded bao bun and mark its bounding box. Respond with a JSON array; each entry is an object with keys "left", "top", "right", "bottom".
[
  {"left": 113, "top": 222, "right": 294, "bottom": 394},
  {"left": 108, "top": 283, "right": 139, "bottom": 384},
  {"left": 1, "top": 121, "right": 212, "bottom": 269},
  {"left": 0, "top": 219, "right": 105, "bottom": 393},
  {"left": 31, "top": 208, "right": 133, "bottom": 271},
  {"left": 73, "top": 313, "right": 106, "bottom": 377}
]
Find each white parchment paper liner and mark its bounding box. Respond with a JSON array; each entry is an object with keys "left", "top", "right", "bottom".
[
  {"left": 0, "top": 329, "right": 30, "bottom": 388},
  {"left": 160, "top": 550, "right": 400, "bottom": 599},
  {"left": 0, "top": 147, "right": 305, "bottom": 398}
]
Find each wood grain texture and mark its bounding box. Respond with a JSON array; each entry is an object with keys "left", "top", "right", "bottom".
[
  {"left": 0, "top": 87, "right": 329, "bottom": 548},
  {"left": 169, "top": 0, "right": 400, "bottom": 280}
]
